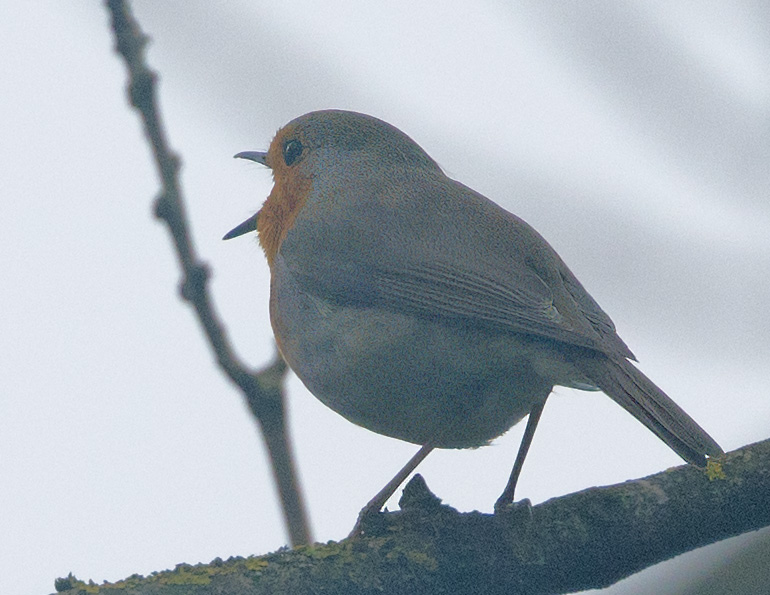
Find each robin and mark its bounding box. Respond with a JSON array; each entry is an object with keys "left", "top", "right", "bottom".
[{"left": 225, "top": 109, "right": 722, "bottom": 530}]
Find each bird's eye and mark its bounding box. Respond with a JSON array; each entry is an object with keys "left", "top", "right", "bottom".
[{"left": 283, "top": 139, "right": 303, "bottom": 166}]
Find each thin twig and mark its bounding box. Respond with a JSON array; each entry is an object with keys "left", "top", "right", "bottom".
[{"left": 105, "top": 0, "right": 311, "bottom": 546}]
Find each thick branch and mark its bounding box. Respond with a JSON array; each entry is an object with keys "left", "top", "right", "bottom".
[
  {"left": 105, "top": 0, "right": 310, "bottom": 546},
  {"left": 55, "top": 438, "right": 770, "bottom": 595}
]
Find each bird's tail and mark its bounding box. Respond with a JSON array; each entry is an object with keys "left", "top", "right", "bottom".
[{"left": 576, "top": 355, "right": 723, "bottom": 466}]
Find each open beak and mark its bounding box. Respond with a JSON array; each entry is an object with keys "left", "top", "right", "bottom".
[
  {"left": 223, "top": 212, "right": 259, "bottom": 240},
  {"left": 234, "top": 150, "right": 268, "bottom": 165},
  {"left": 224, "top": 151, "right": 269, "bottom": 240}
]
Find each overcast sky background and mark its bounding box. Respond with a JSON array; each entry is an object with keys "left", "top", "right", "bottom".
[{"left": 2, "top": 2, "right": 769, "bottom": 594}]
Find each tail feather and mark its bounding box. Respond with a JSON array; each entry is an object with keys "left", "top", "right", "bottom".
[{"left": 576, "top": 355, "right": 723, "bottom": 466}]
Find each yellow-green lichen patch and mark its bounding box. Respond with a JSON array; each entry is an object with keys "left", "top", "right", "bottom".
[
  {"left": 54, "top": 574, "right": 99, "bottom": 594},
  {"left": 296, "top": 540, "right": 349, "bottom": 560},
  {"left": 108, "top": 573, "right": 149, "bottom": 590},
  {"left": 243, "top": 556, "right": 269, "bottom": 572},
  {"left": 55, "top": 555, "right": 272, "bottom": 593},
  {"left": 147, "top": 556, "right": 271, "bottom": 586},
  {"left": 706, "top": 459, "right": 726, "bottom": 481},
  {"left": 156, "top": 563, "right": 212, "bottom": 586}
]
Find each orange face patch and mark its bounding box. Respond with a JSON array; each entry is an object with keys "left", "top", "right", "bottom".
[{"left": 257, "top": 125, "right": 313, "bottom": 266}]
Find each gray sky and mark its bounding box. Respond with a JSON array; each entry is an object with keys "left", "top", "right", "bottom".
[{"left": 2, "top": 2, "right": 769, "bottom": 593}]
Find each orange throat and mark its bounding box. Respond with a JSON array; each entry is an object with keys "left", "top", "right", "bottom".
[{"left": 257, "top": 172, "right": 312, "bottom": 267}]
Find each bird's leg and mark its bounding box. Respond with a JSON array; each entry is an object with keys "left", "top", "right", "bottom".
[
  {"left": 350, "top": 443, "right": 434, "bottom": 537},
  {"left": 494, "top": 399, "right": 547, "bottom": 513}
]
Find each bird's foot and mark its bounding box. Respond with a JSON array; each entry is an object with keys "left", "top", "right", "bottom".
[
  {"left": 494, "top": 496, "right": 533, "bottom": 522},
  {"left": 349, "top": 501, "right": 386, "bottom": 538}
]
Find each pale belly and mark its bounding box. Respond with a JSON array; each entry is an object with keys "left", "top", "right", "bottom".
[{"left": 269, "top": 264, "right": 585, "bottom": 449}]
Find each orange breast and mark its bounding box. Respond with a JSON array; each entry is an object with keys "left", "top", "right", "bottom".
[{"left": 257, "top": 166, "right": 313, "bottom": 266}]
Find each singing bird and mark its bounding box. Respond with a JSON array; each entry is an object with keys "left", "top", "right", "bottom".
[{"left": 225, "top": 109, "right": 722, "bottom": 528}]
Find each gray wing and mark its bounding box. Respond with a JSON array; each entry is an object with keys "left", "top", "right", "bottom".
[{"left": 281, "top": 166, "right": 634, "bottom": 359}]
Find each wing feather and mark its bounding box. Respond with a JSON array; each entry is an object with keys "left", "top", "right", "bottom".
[{"left": 282, "top": 165, "right": 634, "bottom": 358}]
